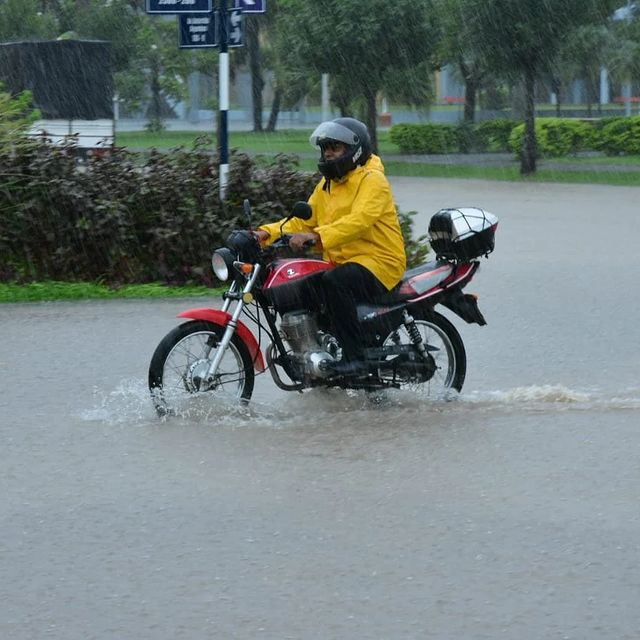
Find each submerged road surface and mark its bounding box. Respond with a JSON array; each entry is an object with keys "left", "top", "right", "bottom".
[{"left": 1, "top": 179, "right": 639, "bottom": 639}]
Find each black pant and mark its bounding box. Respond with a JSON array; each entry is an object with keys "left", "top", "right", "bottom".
[{"left": 321, "top": 263, "right": 387, "bottom": 361}]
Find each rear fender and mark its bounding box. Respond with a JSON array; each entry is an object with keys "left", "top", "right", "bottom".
[
  {"left": 177, "top": 308, "right": 266, "bottom": 372},
  {"left": 440, "top": 289, "right": 487, "bottom": 326}
]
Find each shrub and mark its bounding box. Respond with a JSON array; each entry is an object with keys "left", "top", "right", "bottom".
[
  {"left": 593, "top": 116, "right": 640, "bottom": 155},
  {"left": 399, "top": 210, "right": 430, "bottom": 267},
  {"left": 389, "top": 123, "right": 458, "bottom": 154},
  {"left": 390, "top": 120, "right": 518, "bottom": 154},
  {"left": 0, "top": 139, "right": 317, "bottom": 285},
  {"left": 0, "top": 84, "right": 40, "bottom": 147},
  {"left": 473, "top": 119, "right": 518, "bottom": 152},
  {"left": 508, "top": 118, "right": 596, "bottom": 157},
  {"left": 0, "top": 140, "right": 427, "bottom": 284},
  {"left": 453, "top": 122, "right": 478, "bottom": 154}
]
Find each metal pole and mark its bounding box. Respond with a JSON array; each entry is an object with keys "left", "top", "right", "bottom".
[
  {"left": 321, "top": 73, "right": 330, "bottom": 122},
  {"left": 218, "top": 0, "right": 229, "bottom": 201},
  {"left": 625, "top": 0, "right": 633, "bottom": 117}
]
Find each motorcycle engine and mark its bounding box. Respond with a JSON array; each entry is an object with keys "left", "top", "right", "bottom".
[{"left": 279, "top": 311, "right": 336, "bottom": 378}]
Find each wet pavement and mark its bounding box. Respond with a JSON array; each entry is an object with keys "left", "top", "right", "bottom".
[{"left": 1, "top": 178, "right": 639, "bottom": 639}]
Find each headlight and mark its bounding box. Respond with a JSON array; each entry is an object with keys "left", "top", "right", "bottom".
[{"left": 211, "top": 248, "right": 235, "bottom": 281}]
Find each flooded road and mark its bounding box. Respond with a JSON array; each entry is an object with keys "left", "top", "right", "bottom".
[{"left": 2, "top": 179, "right": 639, "bottom": 639}]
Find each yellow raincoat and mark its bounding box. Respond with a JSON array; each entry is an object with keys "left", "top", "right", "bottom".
[{"left": 258, "top": 154, "right": 406, "bottom": 290}]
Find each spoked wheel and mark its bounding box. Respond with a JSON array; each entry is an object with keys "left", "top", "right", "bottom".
[
  {"left": 379, "top": 309, "right": 466, "bottom": 397},
  {"left": 148, "top": 320, "right": 255, "bottom": 417}
]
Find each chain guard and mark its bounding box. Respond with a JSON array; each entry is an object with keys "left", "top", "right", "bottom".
[{"left": 377, "top": 351, "right": 437, "bottom": 384}]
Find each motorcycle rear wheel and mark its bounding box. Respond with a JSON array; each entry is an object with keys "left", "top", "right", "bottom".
[
  {"left": 148, "top": 320, "right": 255, "bottom": 417},
  {"left": 379, "top": 309, "right": 466, "bottom": 396}
]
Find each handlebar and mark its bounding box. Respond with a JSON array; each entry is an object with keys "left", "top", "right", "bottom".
[
  {"left": 224, "top": 228, "right": 317, "bottom": 266},
  {"left": 270, "top": 234, "right": 316, "bottom": 252}
]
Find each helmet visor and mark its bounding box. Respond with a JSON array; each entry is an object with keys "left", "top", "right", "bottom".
[{"left": 309, "top": 121, "right": 360, "bottom": 148}]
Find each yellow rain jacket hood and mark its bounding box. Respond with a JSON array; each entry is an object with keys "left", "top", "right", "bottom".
[{"left": 258, "top": 154, "right": 406, "bottom": 290}]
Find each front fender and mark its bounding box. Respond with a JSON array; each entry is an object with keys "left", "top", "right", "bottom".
[{"left": 177, "top": 308, "right": 266, "bottom": 372}]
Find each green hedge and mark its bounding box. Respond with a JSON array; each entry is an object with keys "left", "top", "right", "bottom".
[
  {"left": 593, "top": 116, "right": 640, "bottom": 155},
  {"left": 474, "top": 119, "right": 518, "bottom": 152},
  {"left": 508, "top": 118, "right": 596, "bottom": 157},
  {"left": 388, "top": 117, "right": 640, "bottom": 157},
  {"left": 390, "top": 123, "right": 459, "bottom": 154},
  {"left": 390, "top": 120, "right": 518, "bottom": 154}
]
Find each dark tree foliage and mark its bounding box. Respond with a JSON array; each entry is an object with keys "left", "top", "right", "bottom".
[
  {"left": 277, "top": 0, "right": 438, "bottom": 152},
  {"left": 469, "top": 0, "right": 617, "bottom": 174}
]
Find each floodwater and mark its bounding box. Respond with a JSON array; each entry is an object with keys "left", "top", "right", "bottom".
[{"left": 1, "top": 178, "right": 639, "bottom": 639}]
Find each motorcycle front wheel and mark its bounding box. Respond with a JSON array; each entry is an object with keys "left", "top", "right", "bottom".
[
  {"left": 379, "top": 309, "right": 466, "bottom": 397},
  {"left": 148, "top": 320, "right": 255, "bottom": 417}
]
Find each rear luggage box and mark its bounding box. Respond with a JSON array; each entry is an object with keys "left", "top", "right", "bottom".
[{"left": 428, "top": 208, "right": 498, "bottom": 260}]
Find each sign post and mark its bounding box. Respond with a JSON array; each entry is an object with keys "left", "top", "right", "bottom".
[
  {"left": 179, "top": 13, "right": 218, "bottom": 48},
  {"left": 218, "top": 0, "right": 230, "bottom": 201},
  {"left": 147, "top": 0, "right": 264, "bottom": 201}
]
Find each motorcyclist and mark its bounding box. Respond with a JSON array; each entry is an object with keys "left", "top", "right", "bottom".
[{"left": 255, "top": 117, "right": 407, "bottom": 375}]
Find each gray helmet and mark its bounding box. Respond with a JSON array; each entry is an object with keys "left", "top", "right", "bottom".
[{"left": 309, "top": 117, "right": 372, "bottom": 181}]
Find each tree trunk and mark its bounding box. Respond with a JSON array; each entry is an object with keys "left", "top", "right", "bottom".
[
  {"left": 463, "top": 79, "right": 477, "bottom": 123},
  {"left": 364, "top": 89, "right": 378, "bottom": 154},
  {"left": 551, "top": 76, "right": 561, "bottom": 117},
  {"left": 148, "top": 55, "right": 163, "bottom": 131},
  {"left": 246, "top": 17, "right": 263, "bottom": 132},
  {"left": 337, "top": 102, "right": 349, "bottom": 117},
  {"left": 266, "top": 85, "right": 282, "bottom": 132},
  {"left": 521, "top": 65, "right": 537, "bottom": 175},
  {"left": 459, "top": 61, "right": 477, "bottom": 123},
  {"left": 586, "top": 73, "right": 598, "bottom": 118}
]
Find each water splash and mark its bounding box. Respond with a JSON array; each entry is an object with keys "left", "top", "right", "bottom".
[
  {"left": 79, "top": 379, "right": 639, "bottom": 428},
  {"left": 480, "top": 384, "right": 590, "bottom": 404},
  {"left": 462, "top": 384, "right": 640, "bottom": 412},
  {"left": 79, "top": 377, "right": 303, "bottom": 427},
  {"left": 79, "top": 378, "right": 157, "bottom": 425}
]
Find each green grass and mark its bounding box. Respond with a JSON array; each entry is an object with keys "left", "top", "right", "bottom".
[
  {"left": 0, "top": 281, "right": 215, "bottom": 303},
  {"left": 116, "top": 128, "right": 640, "bottom": 186},
  {"left": 551, "top": 154, "right": 640, "bottom": 165},
  {"left": 386, "top": 162, "right": 640, "bottom": 185},
  {"left": 117, "top": 128, "right": 398, "bottom": 155},
  {"left": 293, "top": 157, "right": 640, "bottom": 185}
]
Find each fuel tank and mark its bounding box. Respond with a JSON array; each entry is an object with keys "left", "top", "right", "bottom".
[{"left": 262, "top": 258, "right": 333, "bottom": 312}]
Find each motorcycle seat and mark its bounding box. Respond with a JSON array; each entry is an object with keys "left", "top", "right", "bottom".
[{"left": 371, "top": 260, "right": 453, "bottom": 304}]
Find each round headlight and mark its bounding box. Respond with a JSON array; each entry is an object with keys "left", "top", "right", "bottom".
[{"left": 212, "top": 248, "right": 235, "bottom": 281}]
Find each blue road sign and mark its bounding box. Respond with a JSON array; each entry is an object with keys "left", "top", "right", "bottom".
[
  {"left": 178, "top": 10, "right": 244, "bottom": 49},
  {"left": 228, "top": 9, "right": 245, "bottom": 46},
  {"left": 233, "top": 0, "right": 266, "bottom": 14},
  {"left": 147, "top": 0, "right": 212, "bottom": 14},
  {"left": 179, "top": 13, "right": 217, "bottom": 48}
]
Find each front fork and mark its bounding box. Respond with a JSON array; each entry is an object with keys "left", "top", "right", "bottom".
[{"left": 203, "top": 264, "right": 262, "bottom": 383}]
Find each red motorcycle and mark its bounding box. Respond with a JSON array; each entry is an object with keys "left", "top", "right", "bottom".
[{"left": 148, "top": 201, "right": 498, "bottom": 416}]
